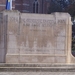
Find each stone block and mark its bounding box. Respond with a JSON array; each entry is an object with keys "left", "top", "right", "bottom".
[
  {"left": 0, "top": 41, "right": 4, "bottom": 48},
  {"left": 57, "top": 36, "right": 66, "bottom": 42},
  {"left": 7, "top": 49, "right": 19, "bottom": 54},
  {"left": 0, "top": 11, "right": 72, "bottom": 64},
  {"left": 6, "top": 55, "right": 19, "bottom": 63},
  {"left": 7, "top": 34, "right": 19, "bottom": 41},
  {"left": 55, "top": 49, "right": 65, "bottom": 55},
  {"left": 7, "top": 41, "right": 19, "bottom": 49},
  {"left": 20, "top": 55, "right": 55, "bottom": 63},
  {"left": 0, "top": 49, "right": 5, "bottom": 63},
  {"left": 4, "top": 11, "right": 20, "bottom": 35},
  {"left": 55, "top": 56, "right": 66, "bottom": 63},
  {"left": 57, "top": 41, "right": 65, "bottom": 50}
]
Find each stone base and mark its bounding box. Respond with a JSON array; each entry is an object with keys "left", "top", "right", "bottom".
[
  {"left": 0, "top": 72, "right": 75, "bottom": 75},
  {"left": 0, "top": 64, "right": 75, "bottom": 72},
  {"left": 6, "top": 54, "right": 66, "bottom": 63}
]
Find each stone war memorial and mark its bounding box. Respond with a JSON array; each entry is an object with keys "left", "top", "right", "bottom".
[
  {"left": 0, "top": 10, "right": 75, "bottom": 64},
  {"left": 0, "top": 10, "right": 75, "bottom": 73}
]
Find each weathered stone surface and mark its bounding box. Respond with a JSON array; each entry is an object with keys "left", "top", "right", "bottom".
[
  {"left": 6, "top": 55, "right": 19, "bottom": 63},
  {"left": 0, "top": 13, "right": 7, "bottom": 63},
  {"left": 18, "top": 13, "right": 69, "bottom": 63},
  {"left": 0, "top": 10, "right": 74, "bottom": 64},
  {"left": 20, "top": 55, "right": 55, "bottom": 63},
  {"left": 0, "top": 64, "right": 75, "bottom": 75},
  {"left": 0, "top": 72, "right": 75, "bottom": 75}
]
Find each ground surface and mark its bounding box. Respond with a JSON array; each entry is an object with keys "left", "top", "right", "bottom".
[{"left": 0, "top": 72, "right": 75, "bottom": 75}]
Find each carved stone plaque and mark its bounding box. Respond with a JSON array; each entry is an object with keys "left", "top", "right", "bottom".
[{"left": 4, "top": 11, "right": 72, "bottom": 63}]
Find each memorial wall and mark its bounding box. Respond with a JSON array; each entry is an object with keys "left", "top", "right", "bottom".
[{"left": 0, "top": 10, "right": 74, "bottom": 64}]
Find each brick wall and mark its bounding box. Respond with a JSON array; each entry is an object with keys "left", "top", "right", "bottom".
[
  {"left": 0, "top": 0, "right": 50, "bottom": 13},
  {"left": 0, "top": 0, "right": 6, "bottom": 11},
  {"left": 0, "top": 0, "right": 15, "bottom": 11}
]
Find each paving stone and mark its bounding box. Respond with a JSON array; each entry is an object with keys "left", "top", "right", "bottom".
[{"left": 0, "top": 72, "right": 75, "bottom": 75}]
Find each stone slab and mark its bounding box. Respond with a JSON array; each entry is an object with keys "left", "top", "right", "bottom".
[
  {"left": 20, "top": 55, "right": 55, "bottom": 63},
  {"left": 6, "top": 55, "right": 19, "bottom": 63},
  {"left": 0, "top": 72, "right": 75, "bottom": 75},
  {"left": 5, "top": 11, "right": 72, "bottom": 63},
  {"left": 0, "top": 10, "right": 73, "bottom": 63},
  {"left": 0, "top": 64, "right": 75, "bottom": 72}
]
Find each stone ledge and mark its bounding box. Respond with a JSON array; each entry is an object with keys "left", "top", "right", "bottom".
[
  {"left": 0, "top": 67, "right": 75, "bottom": 72},
  {"left": 0, "top": 64, "right": 75, "bottom": 72},
  {"left": 0, "top": 64, "right": 75, "bottom": 67}
]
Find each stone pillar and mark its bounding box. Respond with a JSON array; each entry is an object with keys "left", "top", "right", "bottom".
[{"left": 0, "top": 12, "right": 7, "bottom": 63}]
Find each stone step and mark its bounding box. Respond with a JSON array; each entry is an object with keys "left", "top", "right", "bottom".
[
  {"left": 0, "top": 63, "right": 75, "bottom": 67},
  {"left": 0, "top": 64, "right": 75, "bottom": 72},
  {"left": 0, "top": 67, "right": 75, "bottom": 72}
]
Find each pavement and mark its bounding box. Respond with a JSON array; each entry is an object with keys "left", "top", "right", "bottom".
[{"left": 0, "top": 72, "right": 75, "bottom": 75}]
